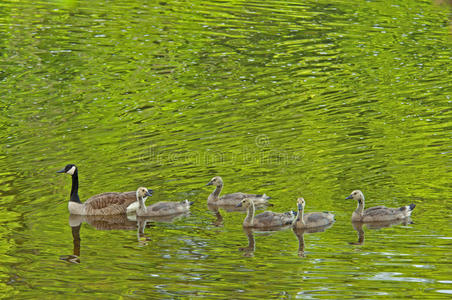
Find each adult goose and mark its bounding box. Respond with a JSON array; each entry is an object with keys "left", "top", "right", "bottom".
[
  {"left": 293, "top": 197, "right": 335, "bottom": 229},
  {"left": 346, "top": 190, "right": 415, "bottom": 222},
  {"left": 57, "top": 164, "right": 152, "bottom": 215},
  {"left": 206, "top": 176, "right": 270, "bottom": 206},
  {"left": 236, "top": 198, "right": 296, "bottom": 228},
  {"left": 135, "top": 187, "right": 193, "bottom": 217}
]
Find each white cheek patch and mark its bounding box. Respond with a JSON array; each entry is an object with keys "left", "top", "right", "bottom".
[{"left": 67, "top": 166, "right": 76, "bottom": 175}]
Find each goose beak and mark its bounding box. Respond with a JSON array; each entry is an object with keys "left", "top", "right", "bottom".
[
  {"left": 236, "top": 202, "right": 243, "bottom": 207},
  {"left": 206, "top": 181, "right": 213, "bottom": 186},
  {"left": 297, "top": 204, "right": 303, "bottom": 210},
  {"left": 56, "top": 168, "right": 66, "bottom": 173},
  {"left": 345, "top": 195, "right": 353, "bottom": 200},
  {"left": 146, "top": 190, "right": 153, "bottom": 197}
]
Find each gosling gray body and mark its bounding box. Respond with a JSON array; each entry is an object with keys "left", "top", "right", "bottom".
[
  {"left": 293, "top": 197, "right": 335, "bottom": 229},
  {"left": 57, "top": 164, "right": 152, "bottom": 215},
  {"left": 236, "top": 198, "right": 296, "bottom": 228},
  {"left": 346, "top": 190, "right": 415, "bottom": 222},
  {"left": 206, "top": 176, "right": 270, "bottom": 206},
  {"left": 136, "top": 188, "right": 192, "bottom": 217}
]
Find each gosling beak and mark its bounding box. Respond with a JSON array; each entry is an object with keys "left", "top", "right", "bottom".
[
  {"left": 206, "top": 181, "right": 213, "bottom": 186},
  {"left": 236, "top": 202, "right": 243, "bottom": 207},
  {"left": 345, "top": 195, "right": 353, "bottom": 200},
  {"left": 146, "top": 190, "right": 153, "bottom": 197},
  {"left": 297, "top": 204, "right": 303, "bottom": 210},
  {"left": 56, "top": 168, "right": 66, "bottom": 173}
]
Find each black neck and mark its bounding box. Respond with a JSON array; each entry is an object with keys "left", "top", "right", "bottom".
[{"left": 70, "top": 170, "right": 81, "bottom": 203}]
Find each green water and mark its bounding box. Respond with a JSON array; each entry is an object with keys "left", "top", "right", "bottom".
[{"left": 1, "top": 0, "right": 451, "bottom": 298}]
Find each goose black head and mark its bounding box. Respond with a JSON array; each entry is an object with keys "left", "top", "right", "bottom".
[
  {"left": 206, "top": 176, "right": 223, "bottom": 187},
  {"left": 57, "top": 164, "right": 77, "bottom": 176}
]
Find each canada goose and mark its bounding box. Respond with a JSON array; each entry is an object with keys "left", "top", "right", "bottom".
[
  {"left": 346, "top": 190, "right": 415, "bottom": 222},
  {"left": 293, "top": 197, "right": 335, "bottom": 229},
  {"left": 236, "top": 198, "right": 296, "bottom": 228},
  {"left": 57, "top": 164, "right": 153, "bottom": 215},
  {"left": 136, "top": 187, "right": 193, "bottom": 217},
  {"left": 206, "top": 176, "right": 271, "bottom": 206}
]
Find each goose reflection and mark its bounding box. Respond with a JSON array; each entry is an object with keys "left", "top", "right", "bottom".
[
  {"left": 60, "top": 214, "right": 138, "bottom": 263},
  {"left": 293, "top": 223, "right": 335, "bottom": 257},
  {"left": 60, "top": 224, "right": 81, "bottom": 264},
  {"left": 350, "top": 218, "right": 413, "bottom": 245}
]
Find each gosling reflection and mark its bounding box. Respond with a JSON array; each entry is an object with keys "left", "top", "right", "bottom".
[
  {"left": 207, "top": 204, "right": 224, "bottom": 227},
  {"left": 135, "top": 213, "right": 190, "bottom": 245},
  {"left": 350, "top": 218, "right": 413, "bottom": 245},
  {"left": 239, "top": 225, "right": 292, "bottom": 257},
  {"left": 239, "top": 227, "right": 255, "bottom": 257},
  {"left": 293, "top": 223, "right": 335, "bottom": 257}
]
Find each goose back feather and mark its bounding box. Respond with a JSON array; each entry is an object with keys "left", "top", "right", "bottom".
[
  {"left": 236, "top": 198, "right": 295, "bottom": 228},
  {"left": 206, "top": 176, "right": 270, "bottom": 206},
  {"left": 136, "top": 190, "right": 193, "bottom": 217}
]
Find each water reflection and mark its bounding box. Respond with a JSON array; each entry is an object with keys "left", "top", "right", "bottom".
[
  {"left": 293, "top": 223, "right": 334, "bottom": 257},
  {"left": 59, "top": 224, "right": 81, "bottom": 264},
  {"left": 239, "top": 226, "right": 292, "bottom": 257},
  {"left": 69, "top": 214, "right": 137, "bottom": 230},
  {"left": 136, "top": 213, "right": 190, "bottom": 246},
  {"left": 350, "top": 218, "right": 413, "bottom": 246},
  {"left": 207, "top": 205, "right": 224, "bottom": 227},
  {"left": 60, "top": 214, "right": 138, "bottom": 263}
]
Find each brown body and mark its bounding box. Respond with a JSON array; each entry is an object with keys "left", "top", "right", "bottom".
[{"left": 69, "top": 191, "right": 138, "bottom": 215}]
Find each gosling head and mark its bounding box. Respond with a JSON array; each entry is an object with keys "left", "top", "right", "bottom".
[
  {"left": 206, "top": 176, "right": 223, "bottom": 187},
  {"left": 346, "top": 190, "right": 365, "bottom": 203},
  {"left": 236, "top": 198, "right": 253, "bottom": 208},
  {"left": 136, "top": 187, "right": 153, "bottom": 200},
  {"left": 297, "top": 197, "right": 305, "bottom": 211},
  {"left": 57, "top": 164, "right": 77, "bottom": 176}
]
